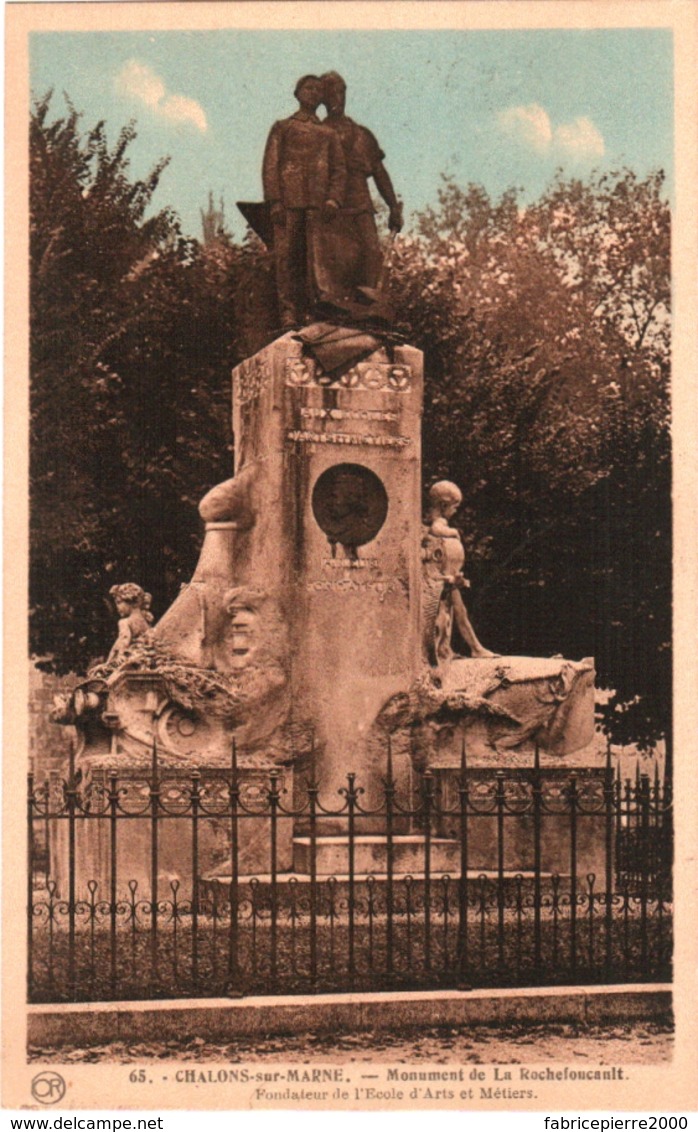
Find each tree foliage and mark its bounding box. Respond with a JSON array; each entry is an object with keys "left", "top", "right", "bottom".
[
  {"left": 30, "top": 94, "right": 236, "bottom": 670},
  {"left": 390, "top": 171, "right": 670, "bottom": 745},
  {"left": 29, "top": 96, "right": 671, "bottom": 745}
]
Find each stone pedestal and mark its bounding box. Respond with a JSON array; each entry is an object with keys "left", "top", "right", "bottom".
[
  {"left": 153, "top": 334, "right": 423, "bottom": 797},
  {"left": 52, "top": 329, "right": 606, "bottom": 894},
  {"left": 224, "top": 335, "right": 424, "bottom": 809},
  {"left": 431, "top": 767, "right": 608, "bottom": 879},
  {"left": 50, "top": 760, "right": 294, "bottom": 901}
]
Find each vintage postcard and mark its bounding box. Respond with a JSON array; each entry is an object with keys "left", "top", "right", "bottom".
[{"left": 3, "top": 0, "right": 698, "bottom": 1118}]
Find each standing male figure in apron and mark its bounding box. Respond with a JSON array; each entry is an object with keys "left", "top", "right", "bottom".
[{"left": 263, "top": 74, "right": 347, "bottom": 327}]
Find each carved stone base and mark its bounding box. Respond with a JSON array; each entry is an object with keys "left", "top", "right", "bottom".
[
  {"left": 431, "top": 767, "right": 608, "bottom": 879},
  {"left": 292, "top": 834, "right": 460, "bottom": 876},
  {"left": 49, "top": 761, "right": 294, "bottom": 901}
]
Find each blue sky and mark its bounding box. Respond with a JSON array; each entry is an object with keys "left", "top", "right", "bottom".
[{"left": 31, "top": 28, "right": 673, "bottom": 239}]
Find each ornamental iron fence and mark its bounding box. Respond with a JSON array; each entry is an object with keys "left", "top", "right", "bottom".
[{"left": 28, "top": 742, "right": 672, "bottom": 1003}]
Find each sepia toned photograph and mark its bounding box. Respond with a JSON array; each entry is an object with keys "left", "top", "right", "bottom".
[{"left": 4, "top": 0, "right": 698, "bottom": 1117}]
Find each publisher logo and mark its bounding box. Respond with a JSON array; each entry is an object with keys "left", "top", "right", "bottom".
[{"left": 31, "top": 1071, "right": 66, "bottom": 1104}]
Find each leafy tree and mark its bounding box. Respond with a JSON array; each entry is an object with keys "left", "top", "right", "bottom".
[
  {"left": 390, "top": 170, "right": 670, "bottom": 745},
  {"left": 30, "top": 94, "right": 237, "bottom": 671}
]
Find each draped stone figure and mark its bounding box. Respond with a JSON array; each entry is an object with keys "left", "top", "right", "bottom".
[{"left": 318, "top": 70, "right": 403, "bottom": 298}]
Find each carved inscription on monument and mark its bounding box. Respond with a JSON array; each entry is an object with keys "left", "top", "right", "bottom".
[
  {"left": 306, "top": 578, "right": 400, "bottom": 601},
  {"left": 287, "top": 430, "right": 410, "bottom": 448},
  {"left": 300, "top": 407, "right": 398, "bottom": 423},
  {"left": 322, "top": 556, "right": 379, "bottom": 570}
]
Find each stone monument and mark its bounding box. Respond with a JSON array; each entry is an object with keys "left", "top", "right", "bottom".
[{"left": 51, "top": 72, "right": 602, "bottom": 895}]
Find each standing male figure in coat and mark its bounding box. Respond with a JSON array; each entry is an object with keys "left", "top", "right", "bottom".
[{"left": 263, "top": 74, "right": 347, "bottom": 326}]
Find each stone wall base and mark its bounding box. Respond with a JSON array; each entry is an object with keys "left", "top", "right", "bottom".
[{"left": 28, "top": 984, "right": 672, "bottom": 1048}]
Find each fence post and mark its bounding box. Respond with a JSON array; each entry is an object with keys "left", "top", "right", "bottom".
[
  {"left": 639, "top": 772, "right": 650, "bottom": 971},
  {"left": 108, "top": 769, "right": 119, "bottom": 998},
  {"left": 495, "top": 771, "right": 506, "bottom": 971},
  {"left": 652, "top": 761, "right": 661, "bottom": 884},
  {"left": 655, "top": 762, "right": 669, "bottom": 976},
  {"left": 226, "top": 738, "right": 242, "bottom": 997},
  {"left": 663, "top": 757, "right": 673, "bottom": 901},
  {"left": 268, "top": 769, "right": 281, "bottom": 992},
  {"left": 614, "top": 766, "right": 623, "bottom": 883},
  {"left": 27, "top": 773, "right": 35, "bottom": 1001},
  {"left": 149, "top": 741, "right": 160, "bottom": 994},
  {"left": 634, "top": 762, "right": 642, "bottom": 884},
  {"left": 308, "top": 762, "right": 319, "bottom": 989},
  {"left": 660, "top": 765, "right": 674, "bottom": 896},
  {"left": 457, "top": 741, "right": 470, "bottom": 988},
  {"left": 385, "top": 737, "right": 395, "bottom": 979},
  {"left": 66, "top": 745, "right": 77, "bottom": 1001},
  {"left": 603, "top": 741, "right": 615, "bottom": 981},
  {"left": 664, "top": 732, "right": 673, "bottom": 900},
  {"left": 191, "top": 769, "right": 201, "bottom": 993},
  {"left": 532, "top": 743, "right": 542, "bottom": 975},
  {"left": 569, "top": 772, "right": 578, "bottom": 979},
  {"left": 423, "top": 769, "right": 434, "bottom": 973},
  {"left": 346, "top": 772, "right": 358, "bottom": 986}
]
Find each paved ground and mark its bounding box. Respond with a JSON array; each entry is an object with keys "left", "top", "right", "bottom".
[{"left": 29, "top": 1019, "right": 673, "bottom": 1064}]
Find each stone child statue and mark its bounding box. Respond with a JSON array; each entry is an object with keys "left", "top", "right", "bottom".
[
  {"left": 107, "top": 583, "right": 154, "bottom": 664},
  {"left": 422, "top": 481, "right": 497, "bottom": 664}
]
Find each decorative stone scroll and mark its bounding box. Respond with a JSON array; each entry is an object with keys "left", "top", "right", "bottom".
[{"left": 235, "top": 356, "right": 272, "bottom": 404}]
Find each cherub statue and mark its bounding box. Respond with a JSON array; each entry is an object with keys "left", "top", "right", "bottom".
[
  {"left": 422, "top": 481, "right": 497, "bottom": 664},
  {"left": 107, "top": 583, "right": 154, "bottom": 664}
]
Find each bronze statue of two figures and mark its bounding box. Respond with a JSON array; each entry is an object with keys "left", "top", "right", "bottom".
[{"left": 238, "top": 71, "right": 403, "bottom": 330}]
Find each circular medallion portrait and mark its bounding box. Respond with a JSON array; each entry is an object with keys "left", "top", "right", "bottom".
[{"left": 312, "top": 463, "right": 388, "bottom": 550}]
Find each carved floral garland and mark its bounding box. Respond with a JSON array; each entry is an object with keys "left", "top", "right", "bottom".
[{"left": 88, "top": 638, "right": 248, "bottom": 720}]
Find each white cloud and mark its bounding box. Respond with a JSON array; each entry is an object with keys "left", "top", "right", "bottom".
[
  {"left": 497, "top": 103, "right": 552, "bottom": 154},
  {"left": 555, "top": 116, "right": 605, "bottom": 160},
  {"left": 497, "top": 103, "right": 604, "bottom": 163},
  {"left": 115, "top": 60, "right": 207, "bottom": 132},
  {"left": 115, "top": 60, "right": 165, "bottom": 107},
  {"left": 159, "top": 94, "right": 208, "bottom": 133}
]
